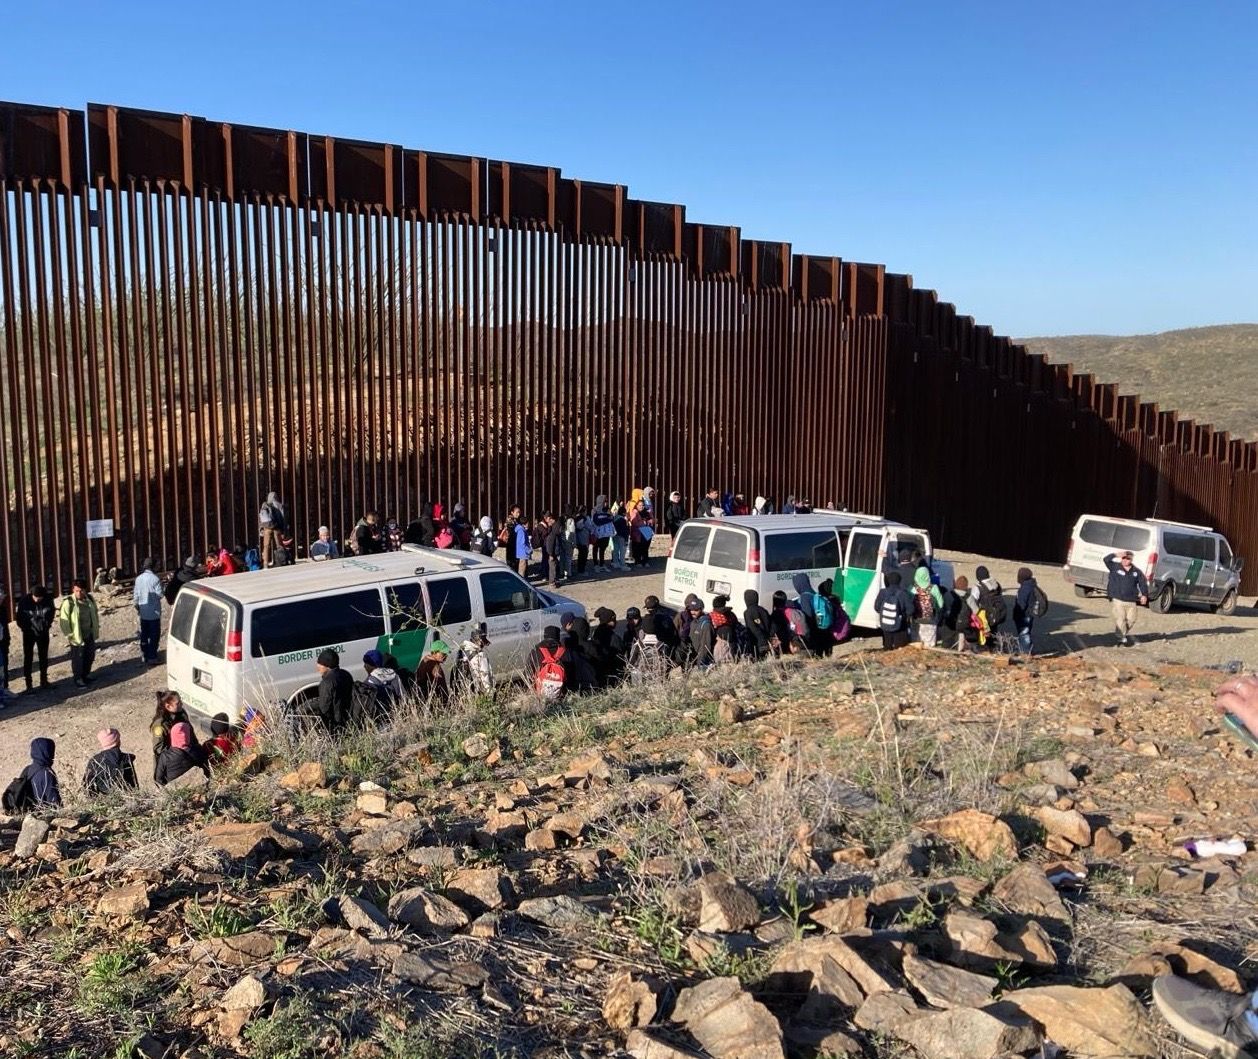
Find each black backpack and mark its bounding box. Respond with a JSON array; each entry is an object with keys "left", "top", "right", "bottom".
[
  {"left": 1030, "top": 584, "right": 1050, "bottom": 618},
  {"left": 979, "top": 584, "right": 1007, "bottom": 629},
  {"left": 2, "top": 773, "right": 32, "bottom": 813}
]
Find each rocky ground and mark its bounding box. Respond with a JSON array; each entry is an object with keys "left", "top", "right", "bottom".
[{"left": 3, "top": 635, "right": 1258, "bottom": 1058}]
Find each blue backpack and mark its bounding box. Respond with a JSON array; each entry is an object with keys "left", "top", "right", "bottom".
[
  {"left": 813, "top": 593, "right": 835, "bottom": 631},
  {"left": 243, "top": 547, "right": 261, "bottom": 571}
]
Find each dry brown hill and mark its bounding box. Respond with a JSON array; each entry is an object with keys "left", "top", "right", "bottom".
[{"left": 1019, "top": 324, "right": 1258, "bottom": 441}]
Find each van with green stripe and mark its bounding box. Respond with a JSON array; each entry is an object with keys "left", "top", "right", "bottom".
[{"left": 663, "top": 514, "right": 941, "bottom": 630}]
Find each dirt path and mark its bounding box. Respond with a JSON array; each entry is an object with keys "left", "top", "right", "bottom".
[{"left": 2, "top": 541, "right": 1253, "bottom": 792}]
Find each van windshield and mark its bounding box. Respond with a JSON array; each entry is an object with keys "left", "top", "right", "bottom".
[
  {"left": 1079, "top": 520, "right": 1151, "bottom": 552},
  {"left": 764, "top": 530, "right": 841, "bottom": 572}
]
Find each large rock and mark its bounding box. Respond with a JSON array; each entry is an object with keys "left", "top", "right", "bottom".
[
  {"left": 694, "top": 873, "right": 761, "bottom": 933},
  {"left": 852, "top": 991, "right": 920, "bottom": 1035},
  {"left": 279, "top": 760, "right": 327, "bottom": 790},
  {"left": 944, "top": 909, "right": 1056, "bottom": 971},
  {"left": 770, "top": 935, "right": 898, "bottom": 1000},
  {"left": 1118, "top": 941, "right": 1244, "bottom": 993},
  {"left": 565, "top": 751, "right": 614, "bottom": 785},
  {"left": 1035, "top": 806, "right": 1092, "bottom": 848},
  {"left": 990, "top": 863, "right": 1070, "bottom": 923},
  {"left": 191, "top": 931, "right": 275, "bottom": 968},
  {"left": 517, "top": 895, "right": 595, "bottom": 930},
  {"left": 350, "top": 818, "right": 424, "bottom": 856},
  {"left": 324, "top": 894, "right": 391, "bottom": 938},
  {"left": 14, "top": 816, "right": 49, "bottom": 858},
  {"left": 895, "top": 1005, "right": 1041, "bottom": 1059},
  {"left": 445, "top": 867, "right": 514, "bottom": 912},
  {"left": 603, "top": 971, "right": 661, "bottom": 1030},
  {"left": 392, "top": 952, "right": 487, "bottom": 991},
  {"left": 1026, "top": 757, "right": 1079, "bottom": 790},
  {"left": 808, "top": 896, "right": 868, "bottom": 934},
  {"left": 672, "top": 976, "right": 785, "bottom": 1059},
  {"left": 901, "top": 954, "right": 998, "bottom": 1009},
  {"left": 201, "top": 822, "right": 316, "bottom": 861},
  {"left": 918, "top": 809, "right": 1019, "bottom": 862},
  {"left": 993, "top": 984, "right": 1158, "bottom": 1057},
  {"left": 222, "top": 974, "right": 267, "bottom": 1011},
  {"left": 387, "top": 887, "right": 469, "bottom": 934},
  {"left": 626, "top": 1029, "right": 701, "bottom": 1059},
  {"left": 97, "top": 883, "right": 149, "bottom": 919}
]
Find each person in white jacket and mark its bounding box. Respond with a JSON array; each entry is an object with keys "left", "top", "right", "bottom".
[{"left": 455, "top": 624, "right": 493, "bottom": 696}]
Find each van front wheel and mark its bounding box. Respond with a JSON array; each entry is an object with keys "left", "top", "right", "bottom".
[
  {"left": 1153, "top": 584, "right": 1175, "bottom": 614},
  {"left": 1214, "top": 590, "right": 1238, "bottom": 617}
]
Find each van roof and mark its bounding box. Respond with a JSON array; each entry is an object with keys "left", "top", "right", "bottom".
[
  {"left": 683, "top": 513, "right": 911, "bottom": 532},
  {"left": 186, "top": 548, "right": 503, "bottom": 606},
  {"left": 1076, "top": 514, "right": 1217, "bottom": 535}
]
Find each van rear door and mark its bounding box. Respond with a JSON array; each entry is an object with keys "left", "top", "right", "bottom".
[
  {"left": 703, "top": 526, "right": 754, "bottom": 607},
  {"left": 165, "top": 588, "right": 239, "bottom": 722},
  {"left": 665, "top": 523, "right": 712, "bottom": 605}
]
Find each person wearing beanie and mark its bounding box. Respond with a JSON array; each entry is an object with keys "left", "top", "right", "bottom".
[
  {"left": 415, "top": 640, "right": 451, "bottom": 704},
  {"left": 309, "top": 525, "right": 340, "bottom": 561},
  {"left": 155, "top": 721, "right": 210, "bottom": 787},
  {"left": 873, "top": 571, "right": 914, "bottom": 650},
  {"left": 132, "top": 557, "right": 163, "bottom": 666},
  {"left": 315, "top": 648, "right": 354, "bottom": 732},
  {"left": 150, "top": 690, "right": 195, "bottom": 774},
  {"left": 83, "top": 728, "right": 139, "bottom": 794},
  {"left": 643, "top": 594, "right": 679, "bottom": 651},
  {"left": 527, "top": 625, "right": 571, "bottom": 691},
  {"left": 363, "top": 647, "right": 405, "bottom": 707},
  {"left": 1012, "top": 567, "right": 1042, "bottom": 656},
  {"left": 205, "top": 713, "right": 243, "bottom": 768},
  {"left": 971, "top": 565, "right": 1007, "bottom": 646}
]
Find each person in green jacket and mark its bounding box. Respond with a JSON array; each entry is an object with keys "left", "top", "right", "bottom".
[
  {"left": 58, "top": 578, "right": 100, "bottom": 688},
  {"left": 912, "top": 566, "right": 944, "bottom": 649}
]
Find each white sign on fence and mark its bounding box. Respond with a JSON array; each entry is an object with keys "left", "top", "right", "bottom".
[{"left": 86, "top": 519, "right": 115, "bottom": 540}]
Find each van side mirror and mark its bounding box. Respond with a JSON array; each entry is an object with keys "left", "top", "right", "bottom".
[{"left": 1232, "top": 556, "right": 1245, "bottom": 572}]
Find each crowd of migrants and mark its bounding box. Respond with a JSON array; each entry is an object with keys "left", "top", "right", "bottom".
[{"left": 5, "top": 483, "right": 1161, "bottom": 814}]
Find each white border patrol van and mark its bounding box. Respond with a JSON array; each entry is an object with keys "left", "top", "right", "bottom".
[
  {"left": 1064, "top": 514, "right": 1243, "bottom": 615},
  {"left": 165, "top": 549, "right": 585, "bottom": 724},
  {"left": 662, "top": 513, "right": 943, "bottom": 630}
]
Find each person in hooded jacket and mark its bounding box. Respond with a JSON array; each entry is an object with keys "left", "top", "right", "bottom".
[
  {"left": 155, "top": 722, "right": 210, "bottom": 786},
  {"left": 684, "top": 598, "right": 715, "bottom": 668},
  {"left": 527, "top": 626, "right": 572, "bottom": 688},
  {"left": 972, "top": 565, "right": 1007, "bottom": 647},
  {"left": 1012, "top": 567, "right": 1040, "bottom": 655},
  {"left": 314, "top": 648, "right": 354, "bottom": 732},
  {"left": 629, "top": 501, "right": 654, "bottom": 568},
  {"left": 164, "top": 556, "right": 201, "bottom": 606},
  {"left": 84, "top": 728, "right": 139, "bottom": 794},
  {"left": 15, "top": 738, "right": 61, "bottom": 808},
  {"left": 742, "top": 590, "right": 773, "bottom": 658},
  {"left": 561, "top": 617, "right": 599, "bottom": 691},
  {"left": 15, "top": 585, "right": 56, "bottom": 692},
  {"left": 258, "top": 491, "right": 286, "bottom": 568},
  {"left": 874, "top": 571, "right": 914, "bottom": 650},
  {"left": 416, "top": 641, "right": 451, "bottom": 703},
  {"left": 150, "top": 691, "right": 193, "bottom": 771},
  {"left": 591, "top": 497, "right": 614, "bottom": 571},
  {"left": 709, "top": 595, "right": 742, "bottom": 663},
  {"left": 664, "top": 492, "right": 686, "bottom": 537},
  {"left": 363, "top": 648, "right": 405, "bottom": 705},
  {"left": 474, "top": 515, "right": 496, "bottom": 557},
  {"left": 643, "top": 595, "right": 679, "bottom": 653},
  {"left": 454, "top": 624, "right": 494, "bottom": 696},
  {"left": 204, "top": 715, "right": 242, "bottom": 768},
  {"left": 790, "top": 573, "right": 827, "bottom": 655},
  {"left": 911, "top": 567, "right": 944, "bottom": 648},
  {"left": 768, "top": 590, "right": 794, "bottom": 655}
]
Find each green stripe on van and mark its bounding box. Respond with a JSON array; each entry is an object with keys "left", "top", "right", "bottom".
[{"left": 840, "top": 567, "right": 878, "bottom": 621}]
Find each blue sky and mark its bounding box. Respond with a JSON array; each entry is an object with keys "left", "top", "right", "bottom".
[{"left": 3, "top": 1, "right": 1254, "bottom": 336}]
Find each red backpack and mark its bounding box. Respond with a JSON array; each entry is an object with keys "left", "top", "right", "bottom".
[{"left": 535, "top": 646, "right": 567, "bottom": 701}]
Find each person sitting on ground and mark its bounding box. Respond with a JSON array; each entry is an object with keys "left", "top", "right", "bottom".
[
  {"left": 155, "top": 722, "right": 210, "bottom": 787},
  {"left": 617, "top": 607, "right": 646, "bottom": 657},
  {"left": 790, "top": 573, "right": 827, "bottom": 655},
  {"left": 415, "top": 640, "right": 451, "bottom": 703},
  {"left": 313, "top": 648, "right": 354, "bottom": 731},
  {"left": 709, "top": 595, "right": 742, "bottom": 663},
  {"left": 742, "top": 589, "right": 773, "bottom": 659},
  {"left": 83, "top": 728, "right": 138, "bottom": 794},
  {"left": 454, "top": 624, "right": 494, "bottom": 696},
  {"left": 561, "top": 617, "right": 599, "bottom": 691},
  {"left": 528, "top": 626, "right": 571, "bottom": 698},
  {"left": 685, "top": 598, "right": 715, "bottom": 668},
  {"left": 643, "top": 595, "right": 680, "bottom": 654},
  {"left": 4, "top": 738, "right": 62, "bottom": 810},
  {"left": 874, "top": 571, "right": 914, "bottom": 650},
  {"left": 241, "top": 705, "right": 267, "bottom": 750},
  {"left": 150, "top": 690, "right": 194, "bottom": 774},
  {"left": 768, "top": 589, "right": 794, "bottom": 656},
  {"left": 204, "top": 714, "right": 242, "bottom": 768},
  {"left": 353, "top": 511, "right": 384, "bottom": 555},
  {"left": 363, "top": 648, "right": 405, "bottom": 706},
  {"left": 309, "top": 526, "right": 340, "bottom": 561}
]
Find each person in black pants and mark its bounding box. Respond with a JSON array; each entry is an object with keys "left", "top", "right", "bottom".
[{"left": 15, "top": 585, "right": 55, "bottom": 692}]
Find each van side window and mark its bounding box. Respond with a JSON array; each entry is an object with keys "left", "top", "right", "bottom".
[
  {"left": 1219, "top": 539, "right": 1233, "bottom": 567},
  {"left": 251, "top": 589, "right": 386, "bottom": 658},
  {"left": 708, "top": 529, "right": 748, "bottom": 571},
  {"left": 192, "top": 600, "right": 228, "bottom": 658},
  {"left": 1079, "top": 520, "right": 1150, "bottom": 552},
  {"left": 1164, "top": 532, "right": 1214, "bottom": 562},
  {"left": 428, "top": 577, "right": 473, "bottom": 624},
  {"left": 170, "top": 593, "right": 198, "bottom": 645},
  {"left": 847, "top": 532, "right": 881, "bottom": 570},
  {"left": 673, "top": 526, "right": 711, "bottom": 563},
  {"left": 387, "top": 583, "right": 427, "bottom": 632},
  {"left": 480, "top": 571, "right": 534, "bottom": 617},
  {"left": 764, "top": 531, "right": 841, "bottom": 572}
]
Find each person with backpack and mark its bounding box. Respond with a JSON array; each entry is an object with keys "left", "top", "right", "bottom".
[
  {"left": 643, "top": 595, "right": 680, "bottom": 656},
  {"left": 352, "top": 511, "right": 384, "bottom": 555},
  {"left": 474, "top": 515, "right": 496, "bottom": 557},
  {"left": 1103, "top": 550, "right": 1149, "bottom": 647},
  {"left": 4, "top": 738, "right": 61, "bottom": 810},
  {"left": 817, "top": 578, "right": 850, "bottom": 651},
  {"left": 15, "top": 584, "right": 55, "bottom": 693},
  {"left": 1013, "top": 567, "right": 1048, "bottom": 655},
  {"left": 874, "top": 571, "right": 914, "bottom": 650},
  {"left": 310, "top": 525, "right": 340, "bottom": 561},
  {"left": 790, "top": 573, "right": 828, "bottom": 655},
  {"left": 164, "top": 556, "right": 200, "bottom": 606},
  {"left": 529, "top": 626, "right": 571, "bottom": 701},
  {"left": 590, "top": 497, "right": 614, "bottom": 572},
  {"left": 155, "top": 722, "right": 210, "bottom": 787},
  {"left": 363, "top": 648, "right": 405, "bottom": 706},
  {"left": 573, "top": 507, "right": 592, "bottom": 577},
  {"left": 257, "top": 491, "right": 287, "bottom": 568},
  {"left": 149, "top": 690, "right": 197, "bottom": 771},
  {"left": 911, "top": 567, "right": 944, "bottom": 648},
  {"left": 709, "top": 595, "right": 741, "bottom": 664},
  {"left": 132, "top": 558, "right": 163, "bottom": 667},
  {"left": 58, "top": 577, "right": 100, "bottom": 689},
  {"left": 84, "top": 728, "right": 139, "bottom": 794},
  {"left": 973, "top": 565, "right": 1007, "bottom": 649}
]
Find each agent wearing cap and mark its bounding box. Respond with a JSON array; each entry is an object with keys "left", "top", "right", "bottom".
[
  {"left": 1103, "top": 549, "right": 1149, "bottom": 646},
  {"left": 310, "top": 526, "right": 340, "bottom": 561},
  {"left": 315, "top": 647, "right": 354, "bottom": 731}
]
